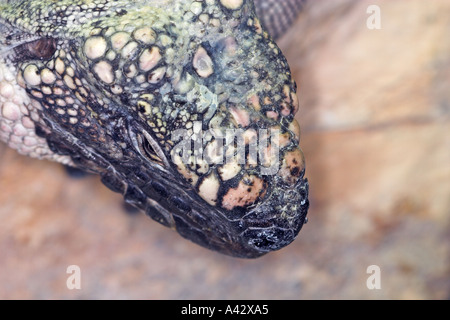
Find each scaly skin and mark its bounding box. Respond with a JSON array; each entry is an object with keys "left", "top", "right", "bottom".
[{"left": 0, "top": 0, "right": 309, "bottom": 258}]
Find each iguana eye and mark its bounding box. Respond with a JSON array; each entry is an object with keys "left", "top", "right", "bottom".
[
  {"left": 142, "top": 135, "right": 161, "bottom": 163},
  {"left": 138, "top": 132, "right": 165, "bottom": 166},
  {"left": 17, "top": 37, "right": 57, "bottom": 60}
]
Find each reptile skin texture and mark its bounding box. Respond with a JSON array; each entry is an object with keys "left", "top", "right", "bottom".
[{"left": 0, "top": 0, "right": 308, "bottom": 258}]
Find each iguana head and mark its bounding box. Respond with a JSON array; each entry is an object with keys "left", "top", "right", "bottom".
[{"left": 0, "top": 0, "right": 309, "bottom": 258}]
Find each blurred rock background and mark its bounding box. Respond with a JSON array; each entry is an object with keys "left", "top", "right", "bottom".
[{"left": 0, "top": 0, "right": 448, "bottom": 299}]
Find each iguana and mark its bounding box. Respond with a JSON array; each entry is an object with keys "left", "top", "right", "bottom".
[{"left": 0, "top": 0, "right": 309, "bottom": 258}]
